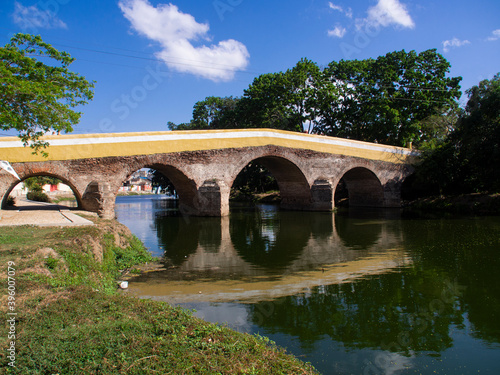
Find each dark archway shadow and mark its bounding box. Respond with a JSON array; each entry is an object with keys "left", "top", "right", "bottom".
[
  {"left": 231, "top": 155, "right": 312, "bottom": 211},
  {"left": 335, "top": 167, "right": 384, "bottom": 208}
]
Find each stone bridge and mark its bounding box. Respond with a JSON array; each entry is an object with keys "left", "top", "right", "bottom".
[{"left": 0, "top": 129, "right": 417, "bottom": 219}]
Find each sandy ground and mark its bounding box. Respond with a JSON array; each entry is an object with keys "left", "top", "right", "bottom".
[{"left": 0, "top": 198, "right": 95, "bottom": 227}]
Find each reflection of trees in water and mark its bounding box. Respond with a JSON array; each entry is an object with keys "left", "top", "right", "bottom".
[
  {"left": 248, "top": 270, "right": 464, "bottom": 354},
  {"left": 401, "top": 218, "right": 500, "bottom": 346},
  {"left": 154, "top": 213, "right": 222, "bottom": 266},
  {"left": 246, "top": 217, "right": 500, "bottom": 351},
  {"left": 230, "top": 208, "right": 322, "bottom": 270}
]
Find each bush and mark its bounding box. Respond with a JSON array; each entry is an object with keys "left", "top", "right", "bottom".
[
  {"left": 27, "top": 190, "right": 51, "bottom": 202},
  {"left": 6, "top": 196, "right": 15, "bottom": 206}
]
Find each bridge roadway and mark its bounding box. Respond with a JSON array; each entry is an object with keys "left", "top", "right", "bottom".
[{"left": 0, "top": 129, "right": 418, "bottom": 219}]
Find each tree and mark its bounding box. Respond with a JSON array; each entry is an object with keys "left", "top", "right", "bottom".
[
  {"left": 453, "top": 73, "right": 500, "bottom": 191},
  {"left": 151, "top": 169, "right": 175, "bottom": 195},
  {"left": 232, "top": 162, "right": 279, "bottom": 195},
  {"left": 191, "top": 96, "right": 240, "bottom": 129},
  {"left": 0, "top": 33, "right": 94, "bottom": 155},
  {"left": 237, "top": 58, "right": 321, "bottom": 132},
  {"left": 168, "top": 96, "right": 240, "bottom": 130},
  {"left": 316, "top": 49, "right": 462, "bottom": 147},
  {"left": 411, "top": 74, "right": 500, "bottom": 195}
]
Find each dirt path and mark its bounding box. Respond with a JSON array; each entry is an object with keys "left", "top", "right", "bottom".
[{"left": 0, "top": 197, "right": 95, "bottom": 227}]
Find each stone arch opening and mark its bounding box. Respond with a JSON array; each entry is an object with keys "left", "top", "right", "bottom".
[
  {"left": 335, "top": 167, "right": 384, "bottom": 207},
  {"left": 231, "top": 161, "right": 279, "bottom": 202},
  {"left": 231, "top": 156, "right": 311, "bottom": 210},
  {"left": 2, "top": 173, "right": 82, "bottom": 209},
  {"left": 119, "top": 164, "right": 198, "bottom": 216}
]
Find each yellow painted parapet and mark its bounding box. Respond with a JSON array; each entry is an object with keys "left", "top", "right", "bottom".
[{"left": 0, "top": 129, "right": 419, "bottom": 164}]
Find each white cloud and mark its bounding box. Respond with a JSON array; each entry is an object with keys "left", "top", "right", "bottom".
[
  {"left": 328, "top": 2, "right": 353, "bottom": 18},
  {"left": 361, "top": 0, "right": 415, "bottom": 29},
  {"left": 442, "top": 37, "right": 470, "bottom": 52},
  {"left": 329, "top": 2, "right": 343, "bottom": 12},
  {"left": 12, "top": 1, "right": 67, "bottom": 29},
  {"left": 118, "top": 0, "right": 249, "bottom": 82},
  {"left": 328, "top": 25, "right": 347, "bottom": 38},
  {"left": 487, "top": 29, "right": 500, "bottom": 41}
]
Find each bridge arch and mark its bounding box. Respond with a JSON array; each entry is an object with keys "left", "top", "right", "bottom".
[
  {"left": 2, "top": 172, "right": 82, "bottom": 209},
  {"left": 230, "top": 154, "right": 312, "bottom": 211},
  {"left": 120, "top": 163, "right": 199, "bottom": 216},
  {"left": 336, "top": 167, "right": 385, "bottom": 207}
]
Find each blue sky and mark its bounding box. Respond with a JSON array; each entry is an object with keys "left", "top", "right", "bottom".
[{"left": 1, "top": 0, "right": 499, "bottom": 137}]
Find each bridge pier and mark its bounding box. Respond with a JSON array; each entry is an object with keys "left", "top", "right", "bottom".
[
  {"left": 310, "top": 179, "right": 334, "bottom": 211},
  {"left": 81, "top": 181, "right": 116, "bottom": 220},
  {"left": 193, "top": 180, "right": 230, "bottom": 217},
  {"left": 382, "top": 180, "right": 403, "bottom": 208}
]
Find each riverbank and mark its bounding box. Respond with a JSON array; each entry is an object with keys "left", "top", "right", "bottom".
[
  {"left": 403, "top": 193, "right": 500, "bottom": 216},
  {"left": 0, "top": 217, "right": 318, "bottom": 374},
  {"left": 230, "top": 190, "right": 281, "bottom": 203}
]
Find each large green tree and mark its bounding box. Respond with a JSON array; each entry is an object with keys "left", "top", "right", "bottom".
[
  {"left": 316, "top": 49, "right": 462, "bottom": 147},
  {"left": 453, "top": 73, "right": 500, "bottom": 191},
  {"left": 412, "top": 73, "right": 500, "bottom": 195},
  {"left": 0, "top": 33, "right": 94, "bottom": 155},
  {"left": 237, "top": 58, "right": 321, "bottom": 132}
]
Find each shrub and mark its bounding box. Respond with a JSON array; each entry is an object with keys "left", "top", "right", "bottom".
[
  {"left": 6, "top": 196, "right": 15, "bottom": 206},
  {"left": 27, "top": 190, "right": 51, "bottom": 202}
]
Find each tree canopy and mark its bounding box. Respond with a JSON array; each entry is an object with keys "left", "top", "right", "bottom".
[
  {"left": 0, "top": 33, "right": 94, "bottom": 155},
  {"left": 412, "top": 73, "right": 500, "bottom": 195},
  {"left": 169, "top": 50, "right": 461, "bottom": 148},
  {"left": 316, "top": 49, "right": 462, "bottom": 147}
]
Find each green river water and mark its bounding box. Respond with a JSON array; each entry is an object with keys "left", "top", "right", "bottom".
[{"left": 115, "top": 195, "right": 500, "bottom": 374}]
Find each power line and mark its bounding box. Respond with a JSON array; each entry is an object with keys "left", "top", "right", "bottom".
[
  {"left": 49, "top": 43, "right": 261, "bottom": 76},
  {"left": 3, "top": 29, "right": 461, "bottom": 95}
]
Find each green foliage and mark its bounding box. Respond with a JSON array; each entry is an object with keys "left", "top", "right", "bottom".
[
  {"left": 316, "top": 49, "right": 461, "bottom": 147},
  {"left": 236, "top": 58, "right": 321, "bottom": 132},
  {"left": 168, "top": 96, "right": 240, "bottom": 130},
  {"left": 5, "top": 196, "right": 15, "bottom": 206},
  {"left": 151, "top": 169, "right": 175, "bottom": 194},
  {"left": 24, "top": 176, "right": 61, "bottom": 192},
  {"left": 168, "top": 51, "right": 460, "bottom": 148},
  {"left": 0, "top": 33, "right": 94, "bottom": 155},
  {"left": 26, "top": 190, "right": 50, "bottom": 202},
  {"left": 232, "top": 162, "right": 279, "bottom": 194},
  {"left": 4, "top": 288, "right": 318, "bottom": 374},
  {"left": 103, "top": 233, "right": 153, "bottom": 272},
  {"left": 411, "top": 73, "right": 500, "bottom": 195},
  {"left": 454, "top": 73, "right": 500, "bottom": 191},
  {"left": 45, "top": 256, "right": 59, "bottom": 270}
]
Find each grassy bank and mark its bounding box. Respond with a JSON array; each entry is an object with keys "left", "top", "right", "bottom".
[{"left": 0, "top": 219, "right": 318, "bottom": 374}]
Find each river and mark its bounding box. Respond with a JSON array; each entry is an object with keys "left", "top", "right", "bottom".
[{"left": 115, "top": 195, "right": 500, "bottom": 375}]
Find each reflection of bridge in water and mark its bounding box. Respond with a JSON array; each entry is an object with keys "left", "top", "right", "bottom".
[{"left": 128, "top": 207, "right": 410, "bottom": 303}]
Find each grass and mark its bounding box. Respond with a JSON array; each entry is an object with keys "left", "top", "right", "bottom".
[
  {"left": 0, "top": 219, "right": 318, "bottom": 374},
  {"left": 50, "top": 196, "right": 77, "bottom": 204}
]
